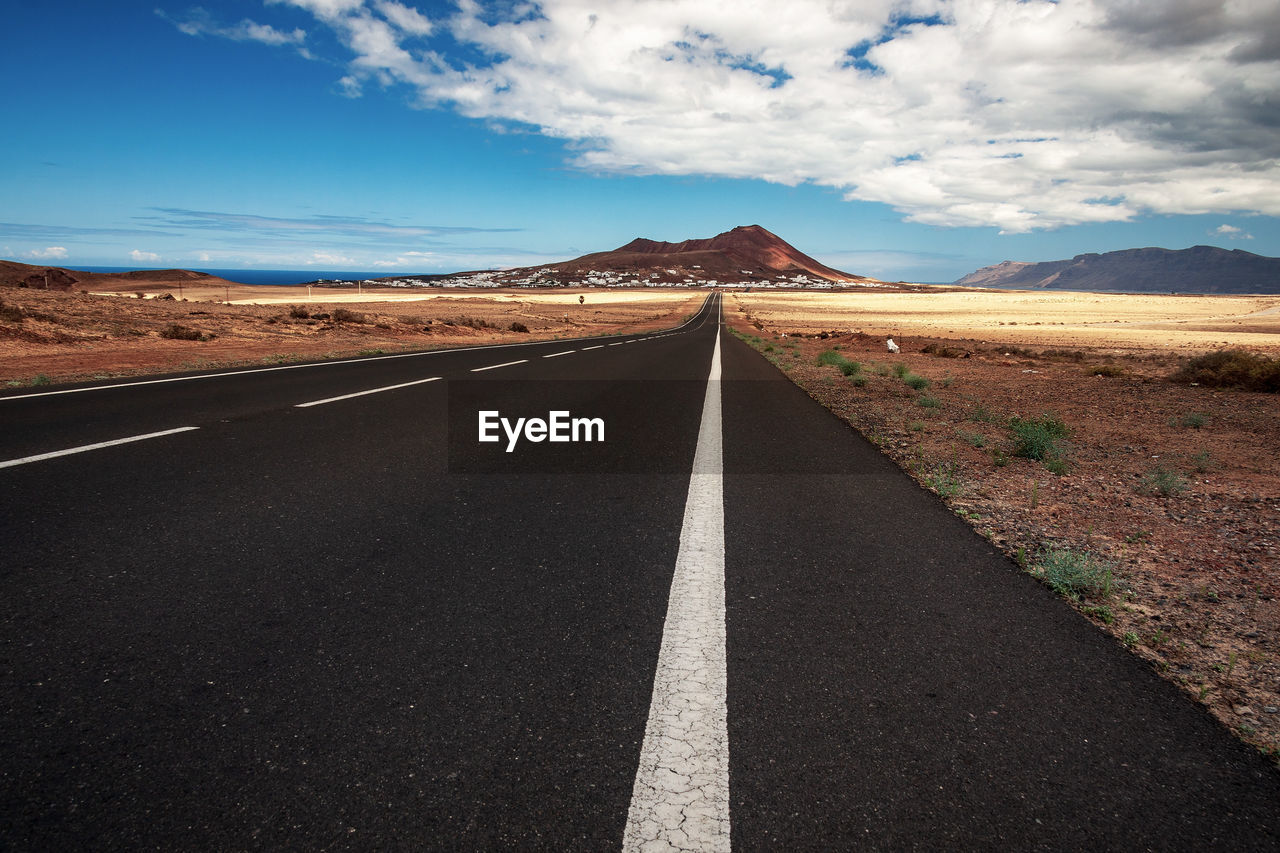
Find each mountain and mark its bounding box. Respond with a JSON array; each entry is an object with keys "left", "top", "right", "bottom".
[
  {"left": 573, "top": 224, "right": 865, "bottom": 283},
  {"left": 0, "top": 260, "right": 234, "bottom": 291},
  {"left": 954, "top": 246, "right": 1280, "bottom": 294},
  {"left": 386, "top": 225, "right": 874, "bottom": 288}
]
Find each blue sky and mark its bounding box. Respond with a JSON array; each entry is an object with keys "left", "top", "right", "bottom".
[{"left": 4, "top": 0, "right": 1278, "bottom": 282}]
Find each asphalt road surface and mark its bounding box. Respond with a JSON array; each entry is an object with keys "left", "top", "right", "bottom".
[{"left": 3, "top": 293, "right": 1278, "bottom": 850}]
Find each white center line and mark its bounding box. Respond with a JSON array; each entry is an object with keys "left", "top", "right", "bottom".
[
  {"left": 470, "top": 359, "right": 528, "bottom": 373},
  {"left": 608, "top": 342, "right": 625, "bottom": 347},
  {"left": 581, "top": 345, "right": 604, "bottom": 351},
  {"left": 624, "top": 327, "right": 728, "bottom": 852},
  {"left": 0, "top": 426, "right": 200, "bottom": 470},
  {"left": 541, "top": 350, "right": 575, "bottom": 359},
  {"left": 294, "top": 376, "right": 441, "bottom": 408}
]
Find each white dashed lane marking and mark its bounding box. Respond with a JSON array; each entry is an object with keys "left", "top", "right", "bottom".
[
  {"left": 470, "top": 359, "right": 529, "bottom": 373},
  {"left": 294, "top": 376, "right": 441, "bottom": 408},
  {"left": 0, "top": 427, "right": 200, "bottom": 470}
]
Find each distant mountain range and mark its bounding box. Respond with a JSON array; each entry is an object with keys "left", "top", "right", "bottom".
[{"left": 954, "top": 245, "right": 1280, "bottom": 294}]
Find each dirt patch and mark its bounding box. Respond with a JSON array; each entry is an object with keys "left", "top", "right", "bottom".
[
  {"left": 728, "top": 291, "right": 1280, "bottom": 763},
  {"left": 0, "top": 286, "right": 704, "bottom": 385}
]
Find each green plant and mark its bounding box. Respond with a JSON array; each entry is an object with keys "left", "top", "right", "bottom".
[
  {"left": 1173, "top": 412, "right": 1208, "bottom": 429},
  {"left": 917, "top": 394, "right": 941, "bottom": 408},
  {"left": 1138, "top": 465, "right": 1187, "bottom": 497},
  {"left": 925, "top": 461, "right": 963, "bottom": 498},
  {"left": 849, "top": 374, "right": 867, "bottom": 387},
  {"left": 816, "top": 349, "right": 844, "bottom": 366},
  {"left": 1171, "top": 349, "right": 1280, "bottom": 392},
  {"left": 1122, "top": 631, "right": 1139, "bottom": 648},
  {"left": 968, "top": 403, "right": 999, "bottom": 423},
  {"left": 908, "top": 420, "right": 925, "bottom": 432},
  {"left": 840, "top": 360, "right": 862, "bottom": 377},
  {"left": 509, "top": 321, "right": 529, "bottom": 333},
  {"left": 1190, "top": 450, "right": 1218, "bottom": 473},
  {"left": 1082, "top": 605, "right": 1114, "bottom": 624},
  {"left": 31, "top": 374, "right": 51, "bottom": 386},
  {"left": 958, "top": 430, "right": 986, "bottom": 448},
  {"left": 1029, "top": 480, "right": 1040, "bottom": 509},
  {"left": 357, "top": 349, "right": 385, "bottom": 356},
  {"left": 892, "top": 362, "right": 910, "bottom": 378},
  {"left": 903, "top": 373, "right": 930, "bottom": 390},
  {"left": 1036, "top": 547, "right": 1120, "bottom": 601},
  {"left": 1008, "top": 413, "right": 1070, "bottom": 472},
  {"left": 940, "top": 374, "right": 954, "bottom": 387}
]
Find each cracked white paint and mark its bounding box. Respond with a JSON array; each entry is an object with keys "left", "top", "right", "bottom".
[{"left": 624, "top": 315, "right": 729, "bottom": 852}]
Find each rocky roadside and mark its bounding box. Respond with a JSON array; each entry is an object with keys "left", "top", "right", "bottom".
[{"left": 726, "top": 316, "right": 1280, "bottom": 764}]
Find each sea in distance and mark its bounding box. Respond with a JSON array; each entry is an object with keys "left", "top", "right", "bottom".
[{"left": 79, "top": 266, "right": 394, "bottom": 286}]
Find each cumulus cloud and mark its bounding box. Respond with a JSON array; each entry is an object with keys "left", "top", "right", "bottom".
[
  {"left": 159, "top": 7, "right": 307, "bottom": 47},
  {"left": 241, "top": 0, "right": 1280, "bottom": 232},
  {"left": 130, "top": 249, "right": 162, "bottom": 262},
  {"left": 1214, "top": 223, "right": 1254, "bottom": 239},
  {"left": 24, "top": 246, "right": 69, "bottom": 260}
]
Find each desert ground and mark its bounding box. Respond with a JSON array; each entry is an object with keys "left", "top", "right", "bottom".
[
  {"left": 3, "top": 282, "right": 1277, "bottom": 761},
  {"left": 729, "top": 289, "right": 1280, "bottom": 762},
  {"left": 0, "top": 284, "right": 703, "bottom": 385}
]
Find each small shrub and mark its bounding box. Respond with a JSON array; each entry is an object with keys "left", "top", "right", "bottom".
[
  {"left": 1171, "top": 349, "right": 1280, "bottom": 392},
  {"left": 1087, "top": 364, "right": 1125, "bottom": 377},
  {"left": 1008, "top": 414, "right": 1070, "bottom": 467},
  {"left": 31, "top": 374, "right": 51, "bottom": 386},
  {"left": 1190, "top": 450, "right": 1218, "bottom": 473},
  {"left": 968, "top": 403, "right": 999, "bottom": 423},
  {"left": 917, "top": 394, "right": 941, "bottom": 409},
  {"left": 816, "top": 349, "right": 844, "bottom": 367},
  {"left": 0, "top": 299, "right": 24, "bottom": 322},
  {"left": 908, "top": 421, "right": 925, "bottom": 432},
  {"left": 509, "top": 321, "right": 529, "bottom": 333},
  {"left": 1138, "top": 465, "right": 1187, "bottom": 497},
  {"left": 357, "top": 348, "right": 385, "bottom": 356},
  {"left": 1170, "top": 412, "right": 1207, "bottom": 429},
  {"left": 958, "top": 430, "right": 986, "bottom": 448},
  {"left": 1037, "top": 548, "right": 1120, "bottom": 601},
  {"left": 925, "top": 461, "right": 963, "bottom": 498},
  {"left": 331, "top": 307, "right": 367, "bottom": 323},
  {"left": 159, "top": 324, "right": 203, "bottom": 341},
  {"left": 892, "top": 362, "right": 910, "bottom": 378},
  {"left": 849, "top": 375, "right": 867, "bottom": 387},
  {"left": 903, "top": 373, "right": 930, "bottom": 390},
  {"left": 289, "top": 305, "right": 311, "bottom": 319}
]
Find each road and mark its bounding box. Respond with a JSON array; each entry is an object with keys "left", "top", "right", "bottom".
[{"left": 2, "top": 292, "right": 1278, "bottom": 849}]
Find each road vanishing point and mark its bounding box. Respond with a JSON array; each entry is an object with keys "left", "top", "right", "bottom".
[{"left": 3, "top": 293, "right": 1278, "bottom": 849}]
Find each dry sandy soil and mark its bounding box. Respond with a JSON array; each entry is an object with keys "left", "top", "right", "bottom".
[
  {"left": 729, "top": 289, "right": 1280, "bottom": 763},
  {"left": 0, "top": 284, "right": 702, "bottom": 384}
]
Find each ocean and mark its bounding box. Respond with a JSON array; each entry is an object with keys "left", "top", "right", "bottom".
[{"left": 77, "top": 266, "right": 392, "bottom": 286}]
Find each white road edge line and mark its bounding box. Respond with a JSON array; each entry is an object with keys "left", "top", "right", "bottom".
[
  {"left": 294, "top": 376, "right": 441, "bottom": 408},
  {"left": 0, "top": 426, "right": 200, "bottom": 470},
  {"left": 470, "top": 359, "right": 528, "bottom": 373},
  {"left": 624, "top": 317, "right": 728, "bottom": 852},
  {"left": 581, "top": 345, "right": 604, "bottom": 351},
  {"left": 541, "top": 350, "right": 575, "bottom": 359}
]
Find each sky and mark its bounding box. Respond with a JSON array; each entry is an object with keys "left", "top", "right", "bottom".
[{"left": 3, "top": 0, "right": 1279, "bottom": 282}]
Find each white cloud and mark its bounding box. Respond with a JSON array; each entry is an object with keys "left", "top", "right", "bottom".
[
  {"left": 258, "top": 0, "right": 1280, "bottom": 232},
  {"left": 130, "top": 249, "right": 162, "bottom": 262},
  {"left": 309, "top": 250, "right": 360, "bottom": 265},
  {"left": 1214, "top": 224, "right": 1254, "bottom": 239},
  {"left": 24, "top": 246, "right": 68, "bottom": 260},
  {"left": 159, "top": 8, "right": 306, "bottom": 47}
]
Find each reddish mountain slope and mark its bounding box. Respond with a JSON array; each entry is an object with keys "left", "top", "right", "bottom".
[{"left": 554, "top": 225, "right": 866, "bottom": 283}]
